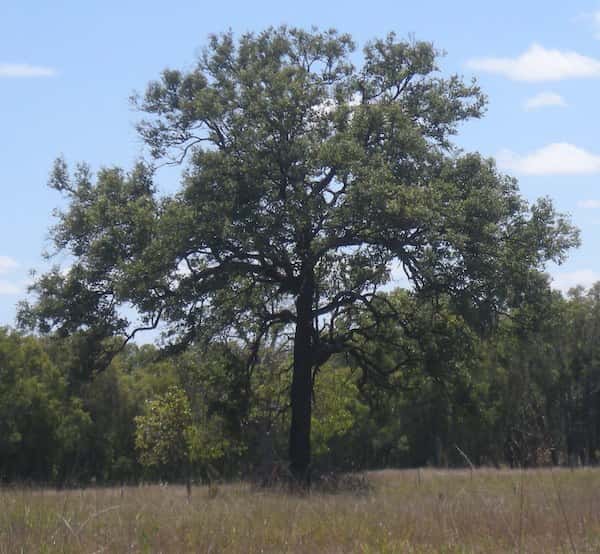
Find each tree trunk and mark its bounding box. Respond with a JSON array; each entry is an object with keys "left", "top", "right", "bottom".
[{"left": 289, "top": 273, "right": 314, "bottom": 486}]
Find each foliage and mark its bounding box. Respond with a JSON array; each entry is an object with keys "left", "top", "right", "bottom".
[
  {"left": 17, "top": 27, "right": 579, "bottom": 477},
  {"left": 0, "top": 328, "right": 90, "bottom": 481},
  {"left": 135, "top": 387, "right": 194, "bottom": 472},
  {"left": 7, "top": 276, "right": 600, "bottom": 479},
  {"left": 311, "top": 365, "right": 367, "bottom": 460},
  {"left": 134, "top": 384, "right": 232, "bottom": 479}
]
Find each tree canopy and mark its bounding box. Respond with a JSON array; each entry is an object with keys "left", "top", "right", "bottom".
[{"left": 20, "top": 27, "right": 579, "bottom": 483}]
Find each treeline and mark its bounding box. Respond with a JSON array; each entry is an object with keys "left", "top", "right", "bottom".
[{"left": 2, "top": 283, "right": 600, "bottom": 483}]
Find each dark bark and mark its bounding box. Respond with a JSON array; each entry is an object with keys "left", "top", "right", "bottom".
[{"left": 289, "top": 272, "right": 315, "bottom": 486}]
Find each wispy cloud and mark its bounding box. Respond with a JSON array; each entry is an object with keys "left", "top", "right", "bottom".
[
  {"left": 0, "top": 281, "right": 21, "bottom": 295},
  {"left": 0, "top": 63, "right": 56, "bottom": 78},
  {"left": 523, "top": 91, "right": 566, "bottom": 111},
  {"left": 497, "top": 143, "right": 600, "bottom": 175},
  {"left": 0, "top": 256, "right": 21, "bottom": 295},
  {"left": 575, "top": 10, "right": 600, "bottom": 39},
  {"left": 578, "top": 199, "right": 600, "bottom": 208},
  {"left": 0, "top": 256, "right": 18, "bottom": 274},
  {"left": 551, "top": 269, "right": 600, "bottom": 293},
  {"left": 467, "top": 44, "right": 600, "bottom": 81},
  {"left": 591, "top": 10, "right": 600, "bottom": 39}
]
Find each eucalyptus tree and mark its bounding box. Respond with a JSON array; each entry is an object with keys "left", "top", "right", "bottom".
[{"left": 20, "top": 27, "right": 578, "bottom": 483}]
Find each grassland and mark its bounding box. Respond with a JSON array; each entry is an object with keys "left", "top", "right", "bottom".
[{"left": 2, "top": 468, "right": 600, "bottom": 553}]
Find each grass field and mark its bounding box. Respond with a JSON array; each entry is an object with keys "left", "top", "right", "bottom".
[{"left": 2, "top": 468, "right": 600, "bottom": 553}]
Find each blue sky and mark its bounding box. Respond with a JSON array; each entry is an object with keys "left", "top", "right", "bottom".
[{"left": 2, "top": 0, "right": 600, "bottom": 326}]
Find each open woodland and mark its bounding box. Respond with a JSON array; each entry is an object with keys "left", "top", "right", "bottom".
[
  {"left": 4, "top": 283, "right": 600, "bottom": 484},
  {"left": 2, "top": 27, "right": 598, "bottom": 550}
]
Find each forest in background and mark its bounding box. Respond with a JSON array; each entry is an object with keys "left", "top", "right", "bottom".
[{"left": 3, "top": 281, "right": 600, "bottom": 484}]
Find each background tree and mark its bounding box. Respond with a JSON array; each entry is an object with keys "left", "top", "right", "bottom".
[
  {"left": 0, "top": 328, "right": 90, "bottom": 481},
  {"left": 134, "top": 386, "right": 195, "bottom": 488},
  {"left": 134, "top": 385, "right": 230, "bottom": 491},
  {"left": 20, "top": 27, "right": 578, "bottom": 484},
  {"left": 12, "top": 281, "right": 600, "bottom": 482}
]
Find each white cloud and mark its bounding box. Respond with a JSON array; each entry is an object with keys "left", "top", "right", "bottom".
[
  {"left": 578, "top": 199, "right": 600, "bottom": 208},
  {"left": 551, "top": 269, "right": 600, "bottom": 293},
  {"left": 0, "top": 63, "right": 56, "bottom": 78},
  {"left": 466, "top": 44, "right": 600, "bottom": 81},
  {"left": 497, "top": 143, "right": 600, "bottom": 175},
  {"left": 0, "top": 256, "right": 18, "bottom": 275},
  {"left": 523, "top": 92, "right": 566, "bottom": 111},
  {"left": 0, "top": 280, "right": 20, "bottom": 295}
]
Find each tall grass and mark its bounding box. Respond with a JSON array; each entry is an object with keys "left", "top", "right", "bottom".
[{"left": 2, "top": 468, "right": 600, "bottom": 552}]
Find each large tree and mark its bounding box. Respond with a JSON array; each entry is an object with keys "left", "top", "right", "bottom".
[{"left": 20, "top": 27, "right": 578, "bottom": 483}]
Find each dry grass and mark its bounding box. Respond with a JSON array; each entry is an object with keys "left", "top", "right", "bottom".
[{"left": 2, "top": 468, "right": 600, "bottom": 552}]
